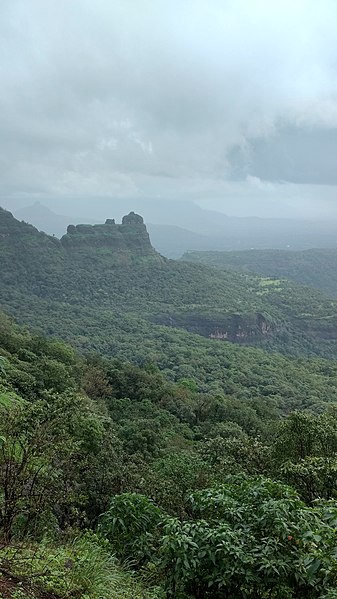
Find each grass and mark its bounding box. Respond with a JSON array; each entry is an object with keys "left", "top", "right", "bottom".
[{"left": 0, "top": 533, "right": 163, "bottom": 599}]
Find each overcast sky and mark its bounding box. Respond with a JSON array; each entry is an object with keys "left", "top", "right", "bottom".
[{"left": 1, "top": 0, "right": 337, "bottom": 218}]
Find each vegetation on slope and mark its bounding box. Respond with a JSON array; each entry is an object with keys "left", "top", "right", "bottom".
[
  {"left": 182, "top": 247, "right": 337, "bottom": 297},
  {"left": 3, "top": 206, "right": 337, "bottom": 596},
  {"left": 2, "top": 313, "right": 337, "bottom": 596},
  {"left": 2, "top": 207, "right": 337, "bottom": 362}
]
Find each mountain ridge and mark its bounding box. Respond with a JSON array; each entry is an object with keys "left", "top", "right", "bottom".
[
  {"left": 1, "top": 206, "right": 337, "bottom": 362},
  {"left": 10, "top": 200, "right": 337, "bottom": 256},
  {"left": 182, "top": 248, "right": 337, "bottom": 298}
]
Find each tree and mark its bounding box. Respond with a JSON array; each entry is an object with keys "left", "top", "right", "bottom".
[
  {"left": 0, "top": 390, "right": 121, "bottom": 540},
  {"left": 272, "top": 410, "right": 337, "bottom": 502},
  {"left": 99, "top": 493, "right": 163, "bottom": 565},
  {"left": 0, "top": 394, "right": 78, "bottom": 541}
]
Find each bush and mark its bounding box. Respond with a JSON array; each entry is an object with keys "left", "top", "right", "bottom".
[
  {"left": 157, "top": 476, "right": 337, "bottom": 598},
  {"left": 99, "top": 493, "right": 164, "bottom": 565}
]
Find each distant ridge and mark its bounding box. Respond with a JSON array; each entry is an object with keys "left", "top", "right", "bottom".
[
  {"left": 14, "top": 202, "right": 96, "bottom": 238},
  {"left": 10, "top": 200, "right": 337, "bottom": 256},
  {"left": 182, "top": 248, "right": 337, "bottom": 298},
  {"left": 2, "top": 205, "right": 337, "bottom": 360},
  {"left": 0, "top": 206, "right": 162, "bottom": 267}
]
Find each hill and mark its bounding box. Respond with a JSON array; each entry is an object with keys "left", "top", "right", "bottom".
[
  {"left": 182, "top": 248, "right": 337, "bottom": 297},
  {"left": 13, "top": 202, "right": 235, "bottom": 257},
  {"left": 3, "top": 297, "right": 337, "bottom": 597},
  {"left": 14, "top": 201, "right": 92, "bottom": 237},
  {"left": 2, "top": 206, "right": 337, "bottom": 366},
  {"left": 3, "top": 226, "right": 337, "bottom": 597}
]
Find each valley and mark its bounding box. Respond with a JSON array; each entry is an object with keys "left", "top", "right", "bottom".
[{"left": 2, "top": 206, "right": 337, "bottom": 598}]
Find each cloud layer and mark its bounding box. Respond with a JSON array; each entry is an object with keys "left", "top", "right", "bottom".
[{"left": 1, "top": 0, "right": 337, "bottom": 216}]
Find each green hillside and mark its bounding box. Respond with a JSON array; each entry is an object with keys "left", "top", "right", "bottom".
[
  {"left": 182, "top": 247, "right": 337, "bottom": 297},
  {"left": 3, "top": 306, "right": 337, "bottom": 596},
  {"left": 3, "top": 209, "right": 337, "bottom": 597},
  {"left": 2, "top": 207, "right": 337, "bottom": 363}
]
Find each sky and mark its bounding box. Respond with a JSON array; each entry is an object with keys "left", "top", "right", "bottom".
[{"left": 1, "top": 0, "right": 337, "bottom": 219}]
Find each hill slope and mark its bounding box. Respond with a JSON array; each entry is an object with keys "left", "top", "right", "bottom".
[
  {"left": 182, "top": 248, "right": 337, "bottom": 297},
  {"left": 2, "top": 207, "right": 337, "bottom": 363}
]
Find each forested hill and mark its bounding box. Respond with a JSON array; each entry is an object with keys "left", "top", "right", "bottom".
[
  {"left": 3, "top": 209, "right": 337, "bottom": 596},
  {"left": 2, "top": 206, "right": 337, "bottom": 361},
  {"left": 3, "top": 307, "right": 337, "bottom": 596},
  {"left": 0, "top": 206, "right": 161, "bottom": 269},
  {"left": 182, "top": 248, "right": 337, "bottom": 297}
]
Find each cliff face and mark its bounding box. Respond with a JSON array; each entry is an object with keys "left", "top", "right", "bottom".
[
  {"left": 0, "top": 207, "right": 162, "bottom": 264},
  {"left": 151, "top": 312, "right": 279, "bottom": 343},
  {"left": 61, "top": 212, "right": 163, "bottom": 263}
]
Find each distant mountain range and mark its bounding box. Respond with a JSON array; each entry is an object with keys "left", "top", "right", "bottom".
[{"left": 11, "top": 199, "right": 337, "bottom": 257}]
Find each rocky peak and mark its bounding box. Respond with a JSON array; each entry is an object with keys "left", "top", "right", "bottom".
[
  {"left": 61, "top": 213, "right": 163, "bottom": 263},
  {"left": 122, "top": 212, "right": 144, "bottom": 225}
]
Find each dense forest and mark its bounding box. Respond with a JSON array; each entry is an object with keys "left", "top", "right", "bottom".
[
  {"left": 182, "top": 248, "right": 337, "bottom": 298},
  {"left": 2, "top": 209, "right": 337, "bottom": 597},
  {"left": 2, "top": 207, "right": 337, "bottom": 364}
]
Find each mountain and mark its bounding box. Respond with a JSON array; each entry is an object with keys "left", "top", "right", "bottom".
[
  {"left": 11, "top": 199, "right": 337, "bottom": 256},
  {"left": 14, "top": 201, "right": 97, "bottom": 237},
  {"left": 0, "top": 209, "right": 337, "bottom": 366},
  {"left": 62, "top": 212, "right": 162, "bottom": 263},
  {"left": 2, "top": 206, "right": 337, "bottom": 364},
  {"left": 182, "top": 248, "right": 337, "bottom": 298}
]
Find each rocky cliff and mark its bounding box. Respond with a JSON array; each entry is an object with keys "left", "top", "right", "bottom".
[
  {"left": 0, "top": 208, "right": 162, "bottom": 265},
  {"left": 61, "top": 212, "right": 163, "bottom": 263}
]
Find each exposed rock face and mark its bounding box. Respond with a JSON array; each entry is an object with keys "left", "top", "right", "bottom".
[
  {"left": 61, "top": 213, "right": 162, "bottom": 263},
  {"left": 151, "top": 312, "right": 278, "bottom": 343},
  {"left": 122, "top": 212, "right": 144, "bottom": 225}
]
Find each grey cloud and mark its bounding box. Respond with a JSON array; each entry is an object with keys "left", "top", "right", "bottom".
[
  {"left": 2, "top": 0, "right": 337, "bottom": 216},
  {"left": 228, "top": 126, "right": 337, "bottom": 184}
]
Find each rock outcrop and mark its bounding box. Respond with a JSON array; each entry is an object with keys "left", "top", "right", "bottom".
[{"left": 61, "top": 212, "right": 162, "bottom": 263}]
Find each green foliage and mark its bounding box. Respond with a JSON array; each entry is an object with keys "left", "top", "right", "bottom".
[
  {"left": 141, "top": 451, "right": 214, "bottom": 517},
  {"left": 157, "top": 477, "right": 337, "bottom": 598},
  {"left": 97, "top": 478, "right": 337, "bottom": 598},
  {"left": 0, "top": 388, "right": 123, "bottom": 539},
  {"left": 0, "top": 533, "right": 161, "bottom": 599},
  {"left": 272, "top": 410, "right": 337, "bottom": 502},
  {"left": 182, "top": 247, "right": 337, "bottom": 298},
  {"left": 99, "top": 493, "right": 163, "bottom": 565}
]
